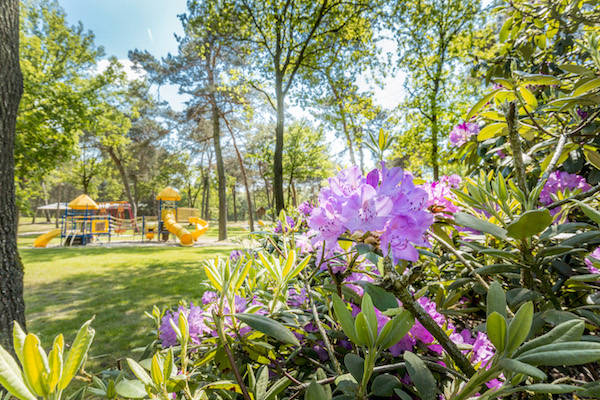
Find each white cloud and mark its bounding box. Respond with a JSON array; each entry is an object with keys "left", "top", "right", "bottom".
[
  {"left": 147, "top": 28, "right": 153, "bottom": 42},
  {"left": 96, "top": 58, "right": 145, "bottom": 81}
]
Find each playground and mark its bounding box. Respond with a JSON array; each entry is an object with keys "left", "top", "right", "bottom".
[{"left": 32, "top": 187, "right": 210, "bottom": 248}]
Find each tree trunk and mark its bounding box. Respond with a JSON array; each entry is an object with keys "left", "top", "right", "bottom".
[
  {"left": 273, "top": 72, "right": 285, "bottom": 214},
  {"left": 41, "top": 182, "right": 51, "bottom": 222},
  {"left": 106, "top": 147, "right": 138, "bottom": 220},
  {"left": 222, "top": 116, "right": 255, "bottom": 231},
  {"left": 326, "top": 72, "right": 356, "bottom": 165},
  {"left": 232, "top": 184, "right": 237, "bottom": 222},
  {"left": 0, "top": 0, "right": 25, "bottom": 354},
  {"left": 210, "top": 99, "right": 227, "bottom": 240}
]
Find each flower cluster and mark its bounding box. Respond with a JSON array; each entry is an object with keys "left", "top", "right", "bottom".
[
  {"left": 274, "top": 216, "right": 295, "bottom": 233},
  {"left": 158, "top": 292, "right": 266, "bottom": 348},
  {"left": 308, "top": 164, "right": 433, "bottom": 263},
  {"left": 449, "top": 122, "right": 480, "bottom": 147},
  {"left": 539, "top": 170, "right": 590, "bottom": 213},
  {"left": 422, "top": 174, "right": 462, "bottom": 216}
]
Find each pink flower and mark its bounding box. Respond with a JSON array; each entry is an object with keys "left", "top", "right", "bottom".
[{"left": 449, "top": 122, "right": 480, "bottom": 147}]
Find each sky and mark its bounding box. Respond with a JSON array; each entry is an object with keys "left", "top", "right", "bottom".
[{"left": 58, "top": 0, "right": 404, "bottom": 163}]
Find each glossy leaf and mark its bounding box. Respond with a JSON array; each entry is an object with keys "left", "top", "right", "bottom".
[{"left": 235, "top": 313, "right": 300, "bottom": 346}]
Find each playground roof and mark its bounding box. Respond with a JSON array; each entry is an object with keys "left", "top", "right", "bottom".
[
  {"left": 156, "top": 187, "right": 181, "bottom": 201},
  {"left": 69, "top": 194, "right": 99, "bottom": 210}
]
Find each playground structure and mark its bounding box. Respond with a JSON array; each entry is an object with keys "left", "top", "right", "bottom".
[{"left": 33, "top": 187, "right": 208, "bottom": 248}]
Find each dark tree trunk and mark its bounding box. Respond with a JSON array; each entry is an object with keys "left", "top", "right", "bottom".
[
  {"left": 232, "top": 184, "right": 237, "bottom": 222},
  {"left": 106, "top": 147, "right": 138, "bottom": 220},
  {"left": 273, "top": 72, "right": 285, "bottom": 214},
  {"left": 222, "top": 116, "right": 255, "bottom": 231},
  {"left": 0, "top": 0, "right": 25, "bottom": 354},
  {"left": 326, "top": 71, "right": 356, "bottom": 165},
  {"left": 210, "top": 99, "right": 227, "bottom": 240}
]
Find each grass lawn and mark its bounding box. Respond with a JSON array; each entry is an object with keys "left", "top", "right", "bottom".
[{"left": 18, "top": 221, "right": 240, "bottom": 371}]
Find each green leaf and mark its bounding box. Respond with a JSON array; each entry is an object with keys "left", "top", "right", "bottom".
[
  {"left": 518, "top": 86, "right": 538, "bottom": 108},
  {"left": 59, "top": 318, "right": 95, "bottom": 390},
  {"left": 150, "top": 353, "right": 163, "bottom": 385},
  {"left": 455, "top": 212, "right": 507, "bottom": 240},
  {"left": 559, "top": 64, "right": 594, "bottom": 76},
  {"left": 584, "top": 149, "right": 600, "bottom": 171},
  {"left": 305, "top": 379, "right": 329, "bottom": 400},
  {"left": 377, "top": 310, "right": 414, "bottom": 350},
  {"left": 506, "top": 301, "right": 533, "bottom": 355},
  {"left": 126, "top": 358, "right": 152, "bottom": 386},
  {"left": 360, "top": 293, "right": 378, "bottom": 341},
  {"left": 487, "top": 312, "right": 507, "bottom": 353},
  {"left": 264, "top": 376, "right": 292, "bottom": 400},
  {"left": 466, "top": 90, "right": 500, "bottom": 120},
  {"left": 516, "top": 342, "right": 600, "bottom": 366},
  {"left": 354, "top": 312, "right": 375, "bottom": 347},
  {"left": 361, "top": 283, "right": 397, "bottom": 312},
  {"left": 371, "top": 374, "right": 401, "bottom": 397},
  {"left": 344, "top": 354, "right": 364, "bottom": 383},
  {"left": 12, "top": 322, "right": 27, "bottom": 367},
  {"left": 404, "top": 351, "right": 436, "bottom": 400},
  {"left": 331, "top": 294, "right": 359, "bottom": 345},
  {"left": 235, "top": 313, "right": 300, "bottom": 346},
  {"left": 478, "top": 123, "right": 507, "bottom": 141},
  {"left": 115, "top": 379, "right": 147, "bottom": 399},
  {"left": 499, "top": 358, "right": 546, "bottom": 380},
  {"left": 256, "top": 365, "right": 269, "bottom": 400},
  {"left": 518, "top": 73, "right": 560, "bottom": 86},
  {"left": 506, "top": 209, "right": 553, "bottom": 240},
  {"left": 515, "top": 319, "right": 584, "bottom": 355},
  {"left": 575, "top": 201, "right": 600, "bottom": 226},
  {"left": 0, "top": 346, "right": 37, "bottom": 400},
  {"left": 573, "top": 77, "right": 600, "bottom": 97},
  {"left": 522, "top": 384, "right": 582, "bottom": 394},
  {"left": 22, "top": 334, "right": 48, "bottom": 397},
  {"left": 487, "top": 281, "right": 507, "bottom": 318}
]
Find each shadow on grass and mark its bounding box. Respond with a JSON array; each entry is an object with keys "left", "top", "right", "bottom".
[{"left": 24, "top": 250, "right": 224, "bottom": 370}]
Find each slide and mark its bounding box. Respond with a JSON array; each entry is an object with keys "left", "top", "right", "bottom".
[
  {"left": 189, "top": 217, "right": 209, "bottom": 241},
  {"left": 163, "top": 213, "right": 194, "bottom": 246},
  {"left": 33, "top": 228, "right": 61, "bottom": 248}
]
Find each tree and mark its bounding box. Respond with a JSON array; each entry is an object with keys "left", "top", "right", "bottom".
[
  {"left": 283, "top": 121, "right": 333, "bottom": 205},
  {"left": 17, "top": 0, "right": 107, "bottom": 207},
  {"left": 0, "top": 0, "right": 25, "bottom": 353},
  {"left": 233, "top": 0, "right": 373, "bottom": 212},
  {"left": 391, "top": 0, "right": 481, "bottom": 179}
]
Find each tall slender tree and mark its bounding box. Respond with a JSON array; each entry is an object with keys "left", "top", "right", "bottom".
[
  {"left": 0, "top": 0, "right": 25, "bottom": 353},
  {"left": 392, "top": 0, "right": 481, "bottom": 179},
  {"left": 233, "top": 0, "right": 373, "bottom": 212}
]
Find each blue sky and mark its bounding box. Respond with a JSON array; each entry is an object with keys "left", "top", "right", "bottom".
[{"left": 58, "top": 0, "right": 404, "bottom": 164}]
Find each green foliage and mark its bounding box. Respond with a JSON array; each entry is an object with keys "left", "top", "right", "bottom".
[{"left": 0, "top": 320, "right": 94, "bottom": 400}]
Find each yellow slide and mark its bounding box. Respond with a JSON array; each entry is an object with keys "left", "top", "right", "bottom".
[
  {"left": 33, "top": 229, "right": 61, "bottom": 248},
  {"left": 189, "top": 217, "right": 209, "bottom": 241},
  {"left": 163, "top": 212, "right": 194, "bottom": 246}
]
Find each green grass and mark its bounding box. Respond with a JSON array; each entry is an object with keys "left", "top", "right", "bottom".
[{"left": 18, "top": 227, "right": 236, "bottom": 370}]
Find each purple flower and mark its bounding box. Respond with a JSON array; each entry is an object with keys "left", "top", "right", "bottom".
[
  {"left": 202, "top": 291, "right": 218, "bottom": 305},
  {"left": 297, "top": 201, "right": 314, "bottom": 217},
  {"left": 287, "top": 288, "right": 308, "bottom": 308},
  {"left": 380, "top": 214, "right": 432, "bottom": 263},
  {"left": 540, "top": 171, "right": 590, "bottom": 216},
  {"left": 229, "top": 250, "right": 244, "bottom": 262},
  {"left": 449, "top": 122, "right": 480, "bottom": 147},
  {"left": 577, "top": 108, "right": 589, "bottom": 120},
  {"left": 159, "top": 304, "right": 210, "bottom": 348},
  {"left": 309, "top": 164, "right": 433, "bottom": 263},
  {"left": 585, "top": 247, "right": 600, "bottom": 274},
  {"left": 275, "top": 216, "right": 295, "bottom": 233},
  {"left": 341, "top": 184, "right": 392, "bottom": 232},
  {"left": 308, "top": 199, "right": 345, "bottom": 246},
  {"left": 422, "top": 175, "right": 462, "bottom": 216}
]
